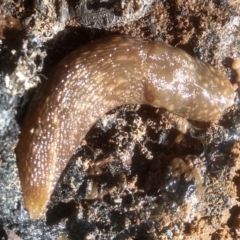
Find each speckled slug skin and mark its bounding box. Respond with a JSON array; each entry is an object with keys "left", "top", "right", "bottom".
[{"left": 15, "top": 35, "right": 235, "bottom": 219}]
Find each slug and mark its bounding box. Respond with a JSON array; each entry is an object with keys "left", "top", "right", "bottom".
[{"left": 15, "top": 35, "right": 235, "bottom": 219}]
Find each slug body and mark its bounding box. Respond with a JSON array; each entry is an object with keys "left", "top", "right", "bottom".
[{"left": 15, "top": 35, "right": 235, "bottom": 219}]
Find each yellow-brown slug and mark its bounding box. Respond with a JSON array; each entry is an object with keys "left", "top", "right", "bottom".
[{"left": 15, "top": 35, "right": 235, "bottom": 219}]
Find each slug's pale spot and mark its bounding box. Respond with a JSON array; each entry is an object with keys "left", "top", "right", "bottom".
[
  {"left": 15, "top": 35, "right": 236, "bottom": 219},
  {"left": 232, "top": 59, "right": 240, "bottom": 70}
]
